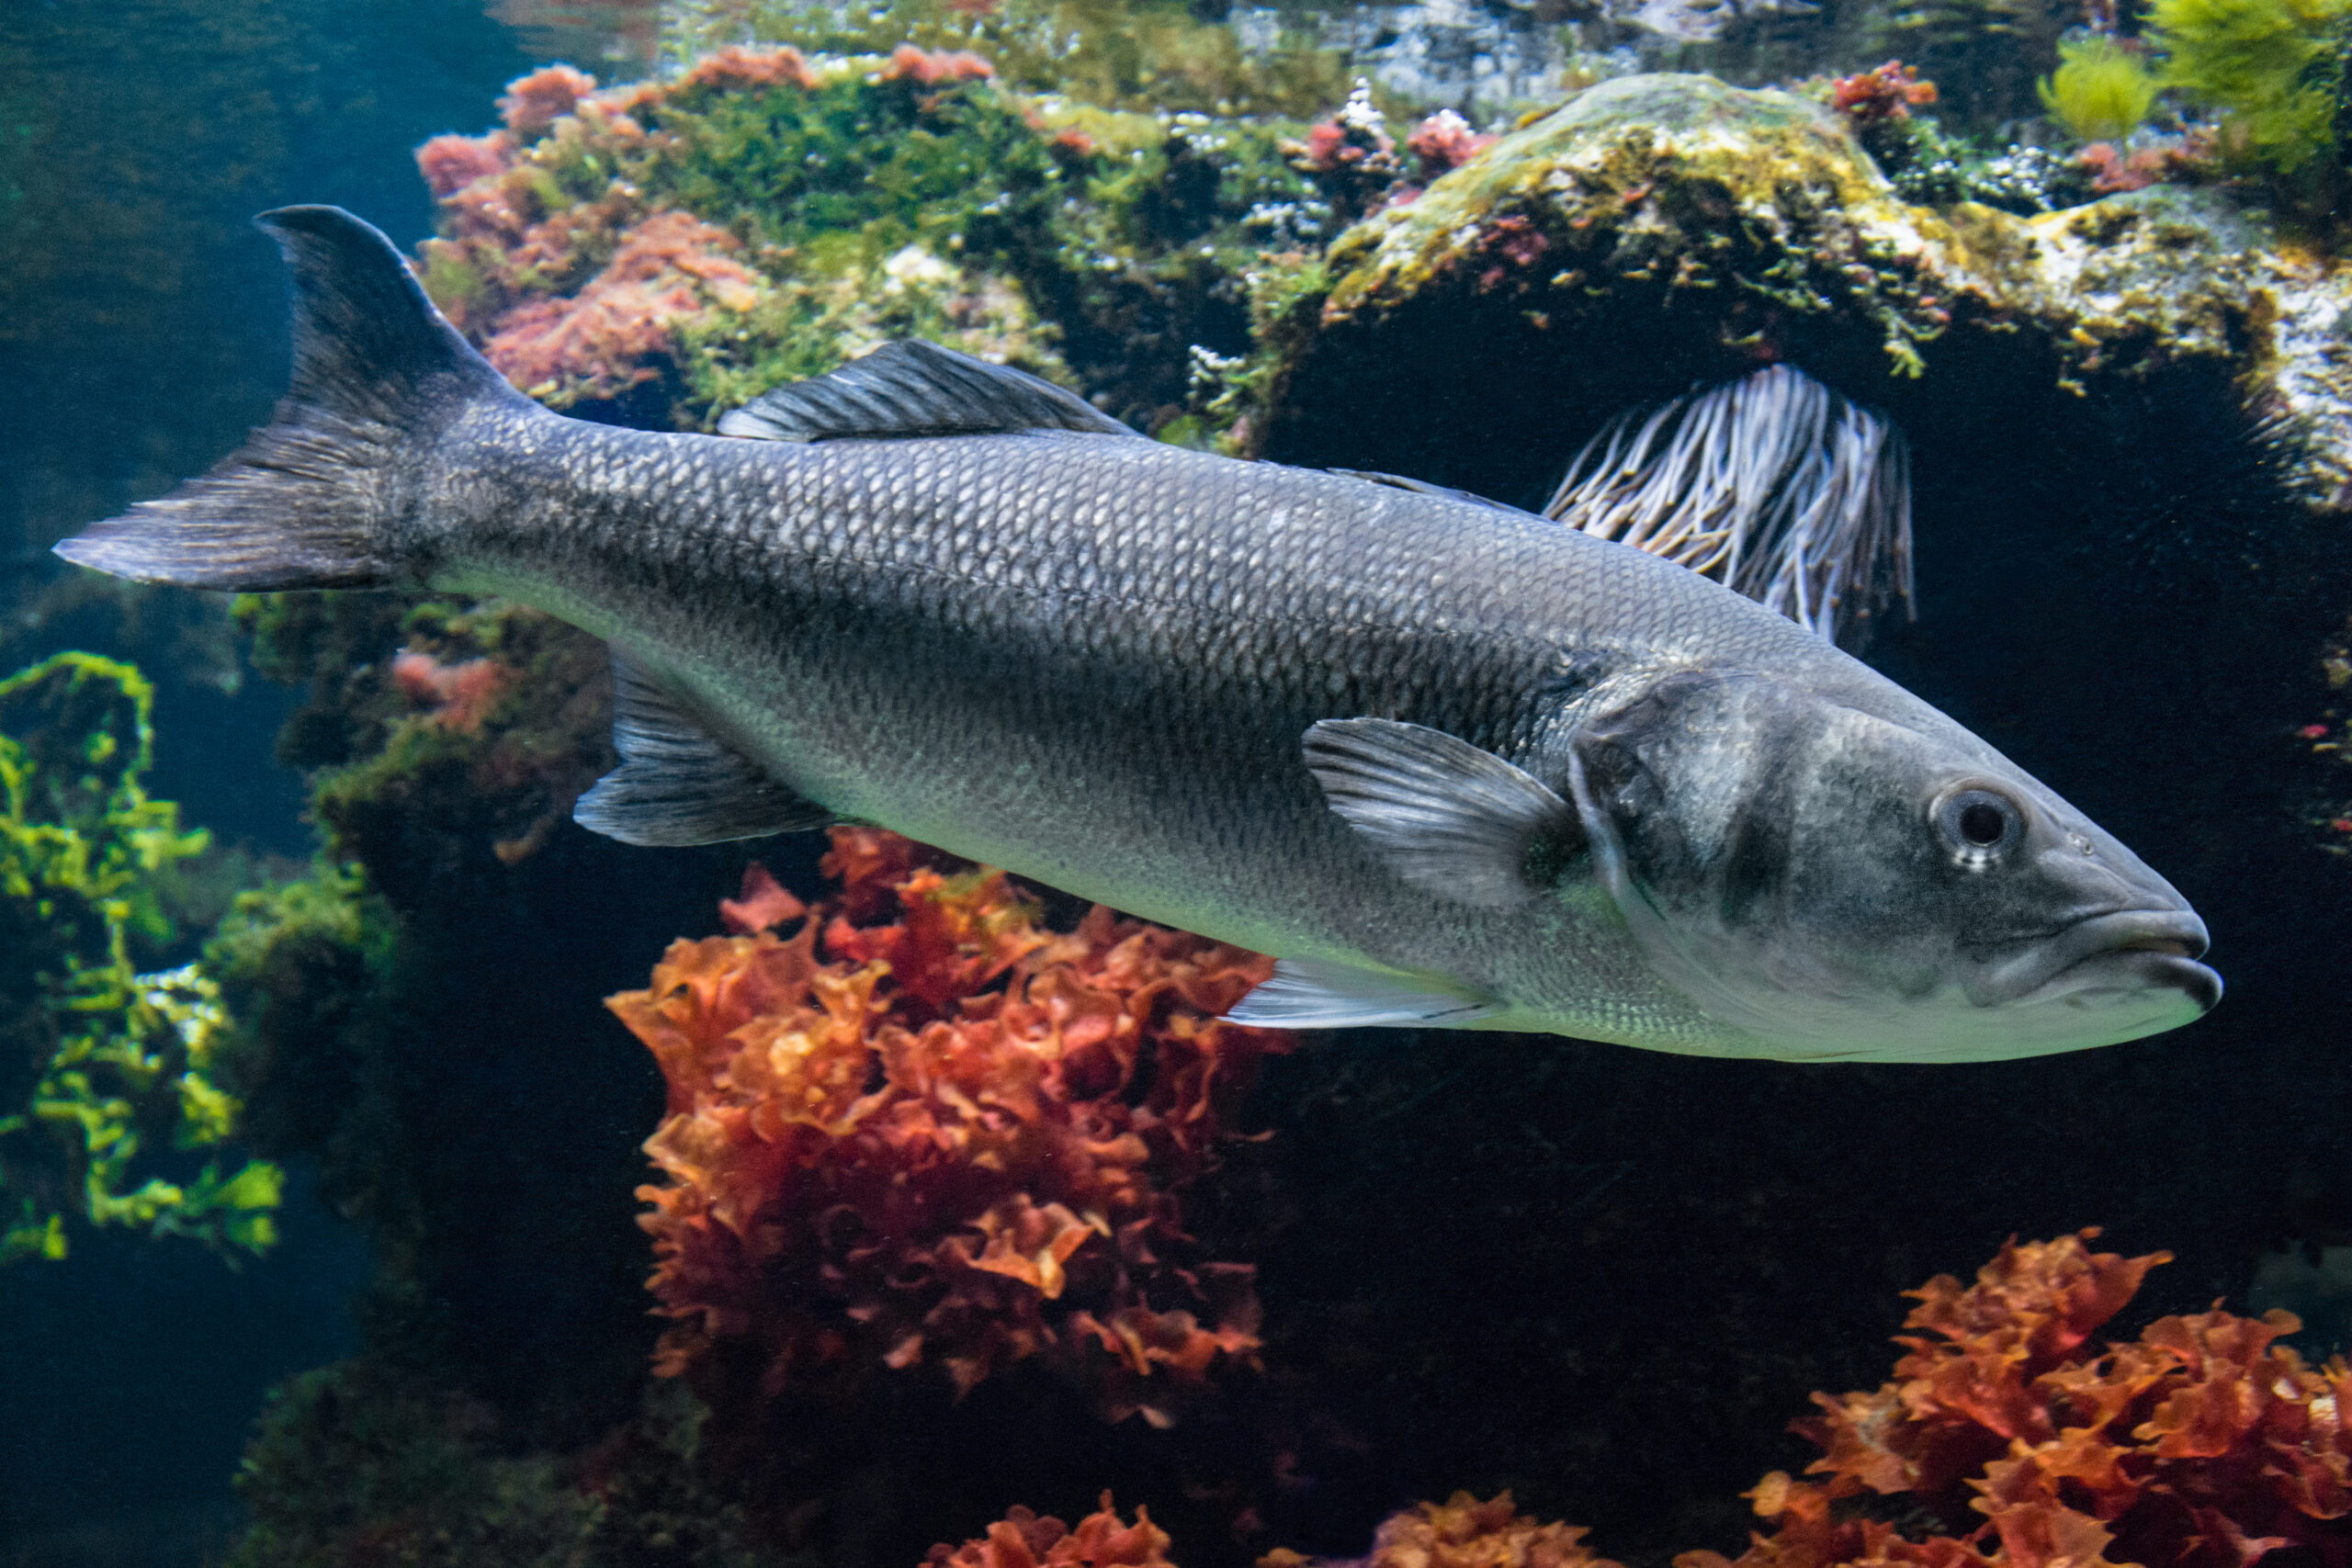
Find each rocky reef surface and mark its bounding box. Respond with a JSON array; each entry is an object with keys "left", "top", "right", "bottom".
[{"left": 1250, "top": 73, "right": 2352, "bottom": 519}]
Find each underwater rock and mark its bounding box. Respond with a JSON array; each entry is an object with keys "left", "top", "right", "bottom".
[
  {"left": 1251, "top": 72, "right": 2352, "bottom": 518},
  {"left": 214, "top": 589, "right": 742, "bottom": 1443},
  {"left": 228, "top": 1358, "right": 773, "bottom": 1567},
  {"left": 416, "top": 51, "right": 1320, "bottom": 432}
]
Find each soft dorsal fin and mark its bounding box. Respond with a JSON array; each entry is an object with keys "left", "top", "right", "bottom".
[
  {"left": 1303, "top": 716, "right": 1584, "bottom": 908},
  {"left": 716, "top": 340, "right": 1140, "bottom": 443},
  {"left": 573, "top": 650, "right": 834, "bottom": 847},
  {"left": 1329, "top": 468, "right": 1536, "bottom": 518}
]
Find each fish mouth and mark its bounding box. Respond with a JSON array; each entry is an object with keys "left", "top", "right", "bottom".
[{"left": 1974, "top": 909, "right": 2222, "bottom": 1013}]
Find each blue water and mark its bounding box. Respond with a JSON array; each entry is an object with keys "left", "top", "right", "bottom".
[{"left": 0, "top": 4, "right": 602, "bottom": 1562}]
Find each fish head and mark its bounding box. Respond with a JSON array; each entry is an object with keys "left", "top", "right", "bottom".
[{"left": 1566, "top": 671, "right": 2220, "bottom": 1061}]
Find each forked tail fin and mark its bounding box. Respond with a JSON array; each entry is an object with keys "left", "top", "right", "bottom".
[{"left": 52, "top": 205, "right": 521, "bottom": 591}]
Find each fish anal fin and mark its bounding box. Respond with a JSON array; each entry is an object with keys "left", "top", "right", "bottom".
[
  {"left": 1223, "top": 957, "right": 1498, "bottom": 1030},
  {"left": 574, "top": 650, "right": 832, "bottom": 847},
  {"left": 1303, "top": 716, "right": 1583, "bottom": 908},
  {"left": 717, "top": 340, "right": 1140, "bottom": 443}
]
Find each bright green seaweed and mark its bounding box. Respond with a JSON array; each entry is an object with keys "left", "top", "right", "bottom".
[
  {"left": 2150, "top": 0, "right": 2352, "bottom": 187},
  {"left": 2039, "top": 36, "right": 2162, "bottom": 141},
  {"left": 0, "top": 651, "right": 279, "bottom": 1263}
]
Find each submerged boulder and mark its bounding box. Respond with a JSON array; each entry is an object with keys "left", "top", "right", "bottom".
[{"left": 1251, "top": 72, "right": 2352, "bottom": 521}]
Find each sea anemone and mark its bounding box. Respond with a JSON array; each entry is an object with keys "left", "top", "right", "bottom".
[{"left": 1544, "top": 366, "right": 1914, "bottom": 648}]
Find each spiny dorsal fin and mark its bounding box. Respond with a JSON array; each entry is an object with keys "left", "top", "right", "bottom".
[
  {"left": 716, "top": 340, "right": 1140, "bottom": 443},
  {"left": 1303, "top": 716, "right": 1585, "bottom": 908},
  {"left": 1223, "top": 956, "right": 1499, "bottom": 1030},
  {"left": 573, "top": 650, "right": 834, "bottom": 847}
]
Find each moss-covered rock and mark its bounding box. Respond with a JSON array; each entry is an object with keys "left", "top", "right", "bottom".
[
  {"left": 416, "top": 50, "right": 1324, "bottom": 433},
  {"left": 228, "top": 1358, "right": 774, "bottom": 1568},
  {"left": 1250, "top": 73, "right": 2352, "bottom": 520}
]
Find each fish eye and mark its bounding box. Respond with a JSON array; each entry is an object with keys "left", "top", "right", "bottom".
[{"left": 1934, "top": 786, "right": 2023, "bottom": 864}]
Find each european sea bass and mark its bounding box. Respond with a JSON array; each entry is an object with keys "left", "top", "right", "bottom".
[{"left": 56, "top": 207, "right": 2222, "bottom": 1062}]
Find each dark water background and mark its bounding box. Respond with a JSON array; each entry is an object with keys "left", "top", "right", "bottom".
[{"left": 0, "top": 4, "right": 605, "bottom": 1562}]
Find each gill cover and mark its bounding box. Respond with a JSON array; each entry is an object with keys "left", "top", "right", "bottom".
[{"left": 1564, "top": 671, "right": 2218, "bottom": 1061}]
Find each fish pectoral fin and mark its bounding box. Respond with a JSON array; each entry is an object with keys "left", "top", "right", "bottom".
[
  {"left": 1303, "top": 716, "right": 1583, "bottom": 908},
  {"left": 716, "top": 340, "right": 1142, "bottom": 443},
  {"left": 573, "top": 649, "right": 834, "bottom": 847},
  {"left": 1223, "top": 957, "right": 1499, "bottom": 1030}
]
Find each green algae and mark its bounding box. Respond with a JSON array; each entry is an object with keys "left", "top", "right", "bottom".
[
  {"left": 649, "top": 67, "right": 1061, "bottom": 263},
  {"left": 2039, "top": 36, "right": 2163, "bottom": 142},
  {"left": 2150, "top": 0, "right": 2352, "bottom": 197},
  {"left": 0, "top": 651, "right": 277, "bottom": 1263},
  {"left": 230, "top": 1359, "right": 767, "bottom": 1568}
]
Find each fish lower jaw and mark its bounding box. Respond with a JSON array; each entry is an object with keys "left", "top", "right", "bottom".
[
  {"left": 2007, "top": 949, "right": 2223, "bottom": 1016},
  {"left": 1968, "top": 908, "right": 2213, "bottom": 1007}
]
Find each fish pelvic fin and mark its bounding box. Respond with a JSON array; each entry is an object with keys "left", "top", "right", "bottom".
[
  {"left": 53, "top": 205, "right": 520, "bottom": 591},
  {"left": 1223, "top": 957, "right": 1500, "bottom": 1030},
  {"left": 574, "top": 649, "right": 836, "bottom": 847}
]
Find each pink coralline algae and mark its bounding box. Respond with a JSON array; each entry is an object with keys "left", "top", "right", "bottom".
[
  {"left": 1831, "top": 62, "right": 1939, "bottom": 126},
  {"left": 1406, "top": 110, "right": 1497, "bottom": 176},
  {"left": 389, "top": 650, "right": 507, "bottom": 734},
  {"left": 673, "top": 43, "right": 819, "bottom": 96},
  {"left": 1285, "top": 83, "right": 1404, "bottom": 220},
  {"left": 879, "top": 43, "right": 996, "bottom": 85},
  {"left": 480, "top": 209, "right": 762, "bottom": 404},
  {"left": 2078, "top": 134, "right": 2212, "bottom": 194},
  {"left": 1475, "top": 215, "right": 1551, "bottom": 291},
  {"left": 499, "top": 63, "right": 599, "bottom": 138},
  {"left": 415, "top": 130, "right": 516, "bottom": 199}
]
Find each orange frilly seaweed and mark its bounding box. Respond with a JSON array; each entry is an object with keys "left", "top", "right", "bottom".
[
  {"left": 1261, "top": 1493, "right": 1623, "bottom": 1568},
  {"left": 612, "top": 829, "right": 1283, "bottom": 1425},
  {"left": 1831, "top": 62, "right": 1939, "bottom": 126},
  {"left": 1679, "top": 1230, "right": 2352, "bottom": 1568},
  {"left": 930, "top": 1495, "right": 1178, "bottom": 1568}
]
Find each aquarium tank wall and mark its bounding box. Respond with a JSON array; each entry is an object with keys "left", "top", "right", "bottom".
[{"left": 6, "top": 0, "right": 2352, "bottom": 1566}]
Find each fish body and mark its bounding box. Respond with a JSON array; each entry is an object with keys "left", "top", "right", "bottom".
[{"left": 57, "top": 208, "right": 2221, "bottom": 1061}]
